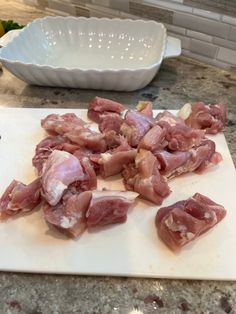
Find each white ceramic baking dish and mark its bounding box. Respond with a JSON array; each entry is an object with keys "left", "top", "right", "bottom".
[{"left": 0, "top": 17, "right": 181, "bottom": 91}]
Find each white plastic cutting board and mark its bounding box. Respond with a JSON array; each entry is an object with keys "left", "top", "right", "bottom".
[{"left": 0, "top": 108, "right": 236, "bottom": 280}]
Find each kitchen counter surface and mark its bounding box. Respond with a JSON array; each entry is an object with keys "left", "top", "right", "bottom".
[{"left": 1, "top": 2, "right": 236, "bottom": 313}]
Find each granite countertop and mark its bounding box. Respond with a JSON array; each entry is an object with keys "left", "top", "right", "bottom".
[{"left": 1, "top": 2, "right": 236, "bottom": 313}]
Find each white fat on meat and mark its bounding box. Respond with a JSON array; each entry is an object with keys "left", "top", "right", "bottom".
[
  {"left": 43, "top": 190, "right": 92, "bottom": 238},
  {"left": 42, "top": 150, "right": 84, "bottom": 206},
  {"left": 99, "top": 152, "right": 112, "bottom": 163},
  {"left": 141, "top": 177, "right": 152, "bottom": 187},
  {"left": 163, "top": 214, "right": 176, "bottom": 231},
  {"left": 164, "top": 214, "right": 194, "bottom": 241},
  {"left": 178, "top": 103, "right": 192, "bottom": 120},
  {"left": 60, "top": 216, "right": 77, "bottom": 229},
  {"left": 86, "top": 190, "right": 139, "bottom": 227},
  {"left": 91, "top": 190, "right": 139, "bottom": 201},
  {"left": 45, "top": 180, "right": 67, "bottom": 205},
  {"left": 156, "top": 193, "right": 226, "bottom": 250},
  {"left": 178, "top": 102, "right": 226, "bottom": 134},
  {"left": 0, "top": 178, "right": 41, "bottom": 220},
  {"left": 156, "top": 111, "right": 183, "bottom": 127}
]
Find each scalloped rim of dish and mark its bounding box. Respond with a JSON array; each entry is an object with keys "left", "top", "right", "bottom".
[{"left": 0, "top": 16, "right": 167, "bottom": 72}]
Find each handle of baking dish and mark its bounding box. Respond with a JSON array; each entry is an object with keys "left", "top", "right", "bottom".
[
  {"left": 0, "top": 29, "right": 22, "bottom": 48},
  {"left": 163, "top": 36, "right": 181, "bottom": 59}
]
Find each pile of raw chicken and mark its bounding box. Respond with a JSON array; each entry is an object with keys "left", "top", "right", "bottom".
[{"left": 0, "top": 98, "right": 227, "bottom": 250}]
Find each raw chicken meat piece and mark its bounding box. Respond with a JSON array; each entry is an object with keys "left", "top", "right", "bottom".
[
  {"left": 178, "top": 102, "right": 226, "bottom": 134},
  {"left": 1, "top": 100, "right": 226, "bottom": 244},
  {"left": 88, "top": 96, "right": 125, "bottom": 123},
  {"left": 120, "top": 110, "right": 153, "bottom": 147},
  {"left": 0, "top": 178, "right": 41, "bottom": 220},
  {"left": 136, "top": 101, "right": 153, "bottom": 118},
  {"left": 155, "top": 193, "right": 226, "bottom": 250},
  {"left": 99, "top": 137, "right": 137, "bottom": 178},
  {"left": 86, "top": 190, "right": 138, "bottom": 228},
  {"left": 65, "top": 127, "right": 107, "bottom": 152},
  {"left": 139, "top": 124, "right": 167, "bottom": 151},
  {"left": 104, "top": 130, "right": 122, "bottom": 149},
  {"left": 43, "top": 191, "right": 92, "bottom": 238},
  {"left": 41, "top": 150, "right": 84, "bottom": 206},
  {"left": 73, "top": 148, "right": 100, "bottom": 174},
  {"left": 98, "top": 112, "right": 123, "bottom": 134},
  {"left": 155, "top": 110, "right": 185, "bottom": 126},
  {"left": 41, "top": 113, "right": 86, "bottom": 135},
  {"left": 155, "top": 139, "right": 222, "bottom": 179},
  {"left": 32, "top": 135, "right": 80, "bottom": 174},
  {"left": 63, "top": 155, "right": 97, "bottom": 194},
  {"left": 44, "top": 189, "right": 138, "bottom": 237},
  {"left": 165, "top": 123, "right": 205, "bottom": 151},
  {"left": 155, "top": 150, "right": 191, "bottom": 178},
  {"left": 122, "top": 149, "right": 171, "bottom": 205},
  {"left": 155, "top": 110, "right": 205, "bottom": 151},
  {"left": 79, "top": 157, "right": 97, "bottom": 191},
  {"left": 33, "top": 135, "right": 66, "bottom": 174},
  {"left": 193, "top": 139, "right": 222, "bottom": 173}
]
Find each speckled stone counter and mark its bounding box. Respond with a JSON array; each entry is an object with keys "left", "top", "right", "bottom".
[
  {"left": 1, "top": 2, "right": 236, "bottom": 312},
  {"left": 1, "top": 55, "right": 236, "bottom": 314}
]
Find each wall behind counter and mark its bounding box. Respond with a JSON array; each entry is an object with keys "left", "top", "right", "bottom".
[{"left": 18, "top": 0, "right": 236, "bottom": 70}]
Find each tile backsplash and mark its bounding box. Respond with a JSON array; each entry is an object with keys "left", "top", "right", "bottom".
[{"left": 16, "top": 0, "right": 236, "bottom": 69}]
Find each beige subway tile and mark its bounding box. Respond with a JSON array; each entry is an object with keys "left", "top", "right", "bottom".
[
  {"left": 192, "top": 8, "right": 221, "bottom": 21},
  {"left": 37, "top": 0, "right": 48, "bottom": 8},
  {"left": 217, "top": 47, "right": 236, "bottom": 66},
  {"left": 182, "top": 49, "right": 231, "bottom": 69},
  {"left": 24, "top": 0, "right": 38, "bottom": 5},
  {"left": 182, "top": 49, "right": 213, "bottom": 63},
  {"left": 110, "top": 0, "right": 129, "bottom": 12},
  {"left": 213, "top": 37, "right": 236, "bottom": 51},
  {"left": 167, "top": 32, "right": 190, "bottom": 49},
  {"left": 46, "top": 8, "right": 69, "bottom": 16},
  {"left": 48, "top": 0, "right": 76, "bottom": 15},
  {"left": 129, "top": 1, "right": 173, "bottom": 23},
  {"left": 71, "top": 0, "right": 86, "bottom": 6},
  {"left": 90, "top": 0, "right": 110, "bottom": 6},
  {"left": 184, "top": 0, "right": 236, "bottom": 16},
  {"left": 189, "top": 38, "right": 217, "bottom": 58},
  {"left": 143, "top": 0, "right": 192, "bottom": 13},
  {"left": 75, "top": 5, "right": 90, "bottom": 17},
  {"left": 165, "top": 23, "right": 186, "bottom": 35},
  {"left": 186, "top": 30, "right": 212, "bottom": 43},
  {"left": 228, "top": 26, "right": 236, "bottom": 42},
  {"left": 173, "top": 12, "right": 230, "bottom": 38},
  {"left": 119, "top": 11, "right": 140, "bottom": 19},
  {"left": 222, "top": 15, "right": 236, "bottom": 26},
  {"left": 86, "top": 3, "right": 120, "bottom": 18}
]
